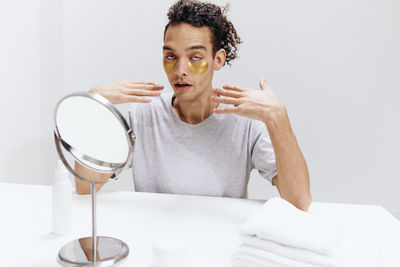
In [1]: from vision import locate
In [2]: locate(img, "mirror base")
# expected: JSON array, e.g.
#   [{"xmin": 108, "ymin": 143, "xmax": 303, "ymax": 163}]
[{"xmin": 57, "ymin": 236, "xmax": 129, "ymax": 266}]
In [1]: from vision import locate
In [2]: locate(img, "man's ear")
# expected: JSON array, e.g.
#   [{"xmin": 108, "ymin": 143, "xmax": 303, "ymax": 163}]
[{"xmin": 213, "ymin": 49, "xmax": 226, "ymax": 71}]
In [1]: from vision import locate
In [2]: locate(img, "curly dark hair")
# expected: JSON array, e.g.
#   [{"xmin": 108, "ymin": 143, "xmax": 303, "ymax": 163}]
[{"xmin": 164, "ymin": 0, "xmax": 242, "ymax": 66}]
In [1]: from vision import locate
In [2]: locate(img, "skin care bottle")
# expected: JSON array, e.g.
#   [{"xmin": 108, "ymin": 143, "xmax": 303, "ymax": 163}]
[{"xmin": 52, "ymin": 160, "xmax": 72, "ymax": 235}]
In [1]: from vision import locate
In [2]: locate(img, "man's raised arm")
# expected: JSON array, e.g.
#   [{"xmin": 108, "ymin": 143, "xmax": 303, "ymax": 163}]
[{"xmin": 211, "ymin": 78, "xmax": 312, "ymax": 211}]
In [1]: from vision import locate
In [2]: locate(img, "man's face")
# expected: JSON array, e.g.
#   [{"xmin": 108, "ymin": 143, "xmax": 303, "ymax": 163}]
[{"xmin": 163, "ymin": 23, "xmax": 216, "ymax": 102}]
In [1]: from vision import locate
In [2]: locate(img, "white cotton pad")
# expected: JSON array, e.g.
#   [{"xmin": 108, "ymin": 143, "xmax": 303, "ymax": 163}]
[{"xmin": 152, "ymin": 235, "xmax": 189, "ymax": 267}]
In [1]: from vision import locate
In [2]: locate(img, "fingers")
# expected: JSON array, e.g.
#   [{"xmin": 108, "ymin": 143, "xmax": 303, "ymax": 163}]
[
  {"xmin": 222, "ymin": 85, "xmax": 248, "ymax": 92},
  {"xmin": 119, "ymin": 87, "xmax": 161, "ymax": 104},
  {"xmin": 211, "ymin": 86, "xmax": 245, "ymax": 106},
  {"xmin": 121, "ymin": 81, "xmax": 159, "ymax": 85},
  {"xmin": 213, "ymin": 106, "xmax": 239, "ymax": 114},
  {"xmin": 122, "ymin": 83, "xmax": 164, "ymax": 91},
  {"xmin": 122, "ymin": 87, "xmax": 162, "ymax": 97},
  {"xmin": 118, "ymin": 81, "xmax": 163, "ymax": 104},
  {"xmin": 212, "ymin": 88, "xmax": 243, "ymax": 98},
  {"xmin": 119, "ymin": 82, "xmax": 163, "ymax": 102},
  {"xmin": 259, "ymin": 77, "xmax": 271, "ymax": 91},
  {"xmin": 210, "ymin": 95, "xmax": 241, "ymax": 106}
]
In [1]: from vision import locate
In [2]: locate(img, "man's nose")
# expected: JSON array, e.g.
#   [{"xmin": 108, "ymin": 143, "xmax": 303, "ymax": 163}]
[{"xmin": 175, "ymin": 59, "xmax": 188, "ymax": 77}]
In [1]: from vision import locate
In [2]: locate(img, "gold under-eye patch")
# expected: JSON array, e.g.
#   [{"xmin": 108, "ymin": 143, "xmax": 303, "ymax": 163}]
[
  {"xmin": 163, "ymin": 59, "xmax": 176, "ymax": 74},
  {"xmin": 163, "ymin": 59, "xmax": 208, "ymax": 75},
  {"xmin": 188, "ymin": 60, "xmax": 208, "ymax": 75}
]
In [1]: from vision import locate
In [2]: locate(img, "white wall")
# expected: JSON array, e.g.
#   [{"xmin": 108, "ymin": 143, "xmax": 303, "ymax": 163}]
[
  {"xmin": 0, "ymin": 0, "xmax": 63, "ymax": 185},
  {"xmin": 1, "ymin": 0, "xmax": 399, "ymax": 217}
]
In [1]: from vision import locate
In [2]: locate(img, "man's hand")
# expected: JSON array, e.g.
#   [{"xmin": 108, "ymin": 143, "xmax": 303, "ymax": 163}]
[
  {"xmin": 211, "ymin": 77, "xmax": 285, "ymax": 124},
  {"xmin": 90, "ymin": 81, "xmax": 164, "ymax": 104}
]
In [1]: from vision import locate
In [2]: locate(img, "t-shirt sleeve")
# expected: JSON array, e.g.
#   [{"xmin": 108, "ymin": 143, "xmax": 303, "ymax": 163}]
[
  {"xmin": 251, "ymin": 125, "xmax": 277, "ymax": 184},
  {"xmin": 126, "ymin": 103, "xmax": 138, "ymax": 133},
  {"xmin": 125, "ymin": 103, "xmax": 138, "ymax": 168}
]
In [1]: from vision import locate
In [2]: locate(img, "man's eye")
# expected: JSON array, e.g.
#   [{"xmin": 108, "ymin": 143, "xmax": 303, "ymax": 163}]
[
  {"xmin": 191, "ymin": 56, "xmax": 201, "ymax": 61},
  {"xmin": 165, "ymin": 55, "xmax": 176, "ymax": 60}
]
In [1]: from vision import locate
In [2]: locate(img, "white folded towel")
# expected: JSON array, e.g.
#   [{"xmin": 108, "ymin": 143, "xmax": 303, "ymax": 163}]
[
  {"xmin": 239, "ymin": 235, "xmax": 338, "ymax": 266},
  {"xmin": 233, "ymin": 197, "xmax": 382, "ymax": 267},
  {"xmin": 240, "ymin": 197, "xmax": 347, "ymax": 258},
  {"xmin": 233, "ymin": 244, "xmax": 320, "ymax": 267},
  {"xmin": 233, "ymin": 252, "xmax": 280, "ymax": 267}
]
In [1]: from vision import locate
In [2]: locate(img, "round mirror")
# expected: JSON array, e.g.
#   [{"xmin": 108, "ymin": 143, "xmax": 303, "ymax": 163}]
[{"xmin": 54, "ymin": 92, "xmax": 135, "ymax": 181}]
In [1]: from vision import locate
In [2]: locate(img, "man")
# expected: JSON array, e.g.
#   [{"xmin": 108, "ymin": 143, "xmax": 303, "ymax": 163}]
[{"xmin": 76, "ymin": 0, "xmax": 311, "ymax": 211}]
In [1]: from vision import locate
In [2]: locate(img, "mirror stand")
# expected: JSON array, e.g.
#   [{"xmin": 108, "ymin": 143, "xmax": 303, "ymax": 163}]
[
  {"xmin": 57, "ymin": 180, "xmax": 129, "ymax": 266},
  {"xmin": 54, "ymin": 134, "xmax": 129, "ymax": 266},
  {"xmin": 91, "ymin": 181, "xmax": 97, "ymax": 262}
]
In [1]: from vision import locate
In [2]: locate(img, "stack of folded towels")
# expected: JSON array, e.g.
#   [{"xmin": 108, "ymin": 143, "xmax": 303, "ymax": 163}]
[{"xmin": 232, "ymin": 197, "xmax": 380, "ymax": 267}]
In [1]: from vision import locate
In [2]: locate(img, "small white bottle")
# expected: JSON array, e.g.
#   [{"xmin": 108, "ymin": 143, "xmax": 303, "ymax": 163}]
[{"xmin": 52, "ymin": 160, "xmax": 72, "ymax": 235}]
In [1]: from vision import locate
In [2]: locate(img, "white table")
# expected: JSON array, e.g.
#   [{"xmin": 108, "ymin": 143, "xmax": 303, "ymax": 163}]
[{"xmin": 1, "ymin": 183, "xmax": 399, "ymax": 267}]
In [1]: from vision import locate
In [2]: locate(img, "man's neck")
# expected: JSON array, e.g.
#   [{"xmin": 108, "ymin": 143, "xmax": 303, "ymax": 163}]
[{"xmin": 172, "ymin": 88, "xmax": 218, "ymax": 125}]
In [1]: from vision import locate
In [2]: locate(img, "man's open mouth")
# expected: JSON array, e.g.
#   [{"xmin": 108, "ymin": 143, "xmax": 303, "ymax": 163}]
[{"xmin": 175, "ymin": 82, "xmax": 192, "ymax": 88}]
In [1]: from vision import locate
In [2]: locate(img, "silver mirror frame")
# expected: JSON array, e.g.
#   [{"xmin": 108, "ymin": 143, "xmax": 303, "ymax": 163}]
[{"xmin": 54, "ymin": 91, "xmax": 135, "ymax": 183}]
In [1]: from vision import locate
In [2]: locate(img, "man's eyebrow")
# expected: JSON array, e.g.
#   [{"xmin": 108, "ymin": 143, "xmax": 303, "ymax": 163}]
[
  {"xmin": 186, "ymin": 45, "xmax": 207, "ymax": 51},
  {"xmin": 163, "ymin": 45, "xmax": 173, "ymax": 51},
  {"xmin": 162, "ymin": 45, "xmax": 207, "ymax": 52}
]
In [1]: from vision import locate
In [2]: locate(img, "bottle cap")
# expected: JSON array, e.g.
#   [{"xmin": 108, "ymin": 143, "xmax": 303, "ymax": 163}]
[
  {"xmin": 152, "ymin": 235, "xmax": 189, "ymax": 267},
  {"xmin": 54, "ymin": 160, "xmax": 69, "ymax": 181}
]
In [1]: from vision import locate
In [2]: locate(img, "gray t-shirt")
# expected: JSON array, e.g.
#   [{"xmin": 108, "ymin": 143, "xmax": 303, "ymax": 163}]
[{"xmin": 127, "ymin": 92, "xmax": 277, "ymax": 198}]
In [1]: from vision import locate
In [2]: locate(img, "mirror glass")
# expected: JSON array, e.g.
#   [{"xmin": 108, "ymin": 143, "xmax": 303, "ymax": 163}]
[{"xmin": 55, "ymin": 93, "xmax": 132, "ymax": 174}]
